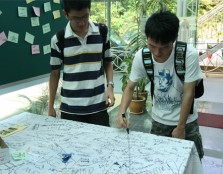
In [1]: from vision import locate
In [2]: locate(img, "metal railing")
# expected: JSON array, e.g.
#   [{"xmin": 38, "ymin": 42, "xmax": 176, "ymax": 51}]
[
  {"xmin": 111, "ymin": 46, "xmax": 129, "ymax": 72},
  {"xmin": 197, "ymin": 42, "xmax": 223, "ymax": 76},
  {"xmin": 197, "ymin": 2, "xmax": 223, "ymax": 41},
  {"xmin": 198, "ymin": 1, "xmax": 223, "ymax": 25}
]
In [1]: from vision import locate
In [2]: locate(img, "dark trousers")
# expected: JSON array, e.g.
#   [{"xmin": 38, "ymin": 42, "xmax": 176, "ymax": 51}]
[{"xmin": 61, "ymin": 110, "xmax": 110, "ymax": 127}]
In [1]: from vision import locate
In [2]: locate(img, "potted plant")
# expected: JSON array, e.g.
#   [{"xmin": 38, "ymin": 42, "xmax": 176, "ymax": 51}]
[
  {"xmin": 120, "ymin": 54, "xmax": 150, "ymax": 114},
  {"xmin": 133, "ymin": 77, "xmax": 150, "ymax": 104},
  {"xmin": 118, "ymin": 0, "xmax": 149, "ymax": 114},
  {"xmin": 129, "ymin": 80, "xmax": 146, "ymax": 115}
]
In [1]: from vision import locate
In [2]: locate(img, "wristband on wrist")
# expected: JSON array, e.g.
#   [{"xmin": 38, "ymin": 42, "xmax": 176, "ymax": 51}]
[{"xmin": 107, "ymin": 81, "xmax": 114, "ymax": 88}]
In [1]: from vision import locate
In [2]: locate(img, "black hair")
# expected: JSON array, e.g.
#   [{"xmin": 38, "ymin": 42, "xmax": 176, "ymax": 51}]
[
  {"xmin": 144, "ymin": 10, "xmax": 179, "ymax": 45},
  {"xmin": 63, "ymin": 0, "xmax": 91, "ymax": 13}
]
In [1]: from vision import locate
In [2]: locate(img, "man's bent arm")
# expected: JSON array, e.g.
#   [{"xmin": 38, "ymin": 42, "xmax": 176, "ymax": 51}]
[
  {"xmin": 172, "ymin": 81, "xmax": 196, "ymax": 138},
  {"xmin": 116, "ymin": 80, "xmax": 136, "ymax": 128}
]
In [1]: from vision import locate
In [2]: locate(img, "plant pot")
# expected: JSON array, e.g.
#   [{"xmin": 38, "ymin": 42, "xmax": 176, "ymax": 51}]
[
  {"xmin": 129, "ymin": 96, "xmax": 145, "ymax": 115},
  {"xmin": 133, "ymin": 90, "xmax": 148, "ymax": 105}
]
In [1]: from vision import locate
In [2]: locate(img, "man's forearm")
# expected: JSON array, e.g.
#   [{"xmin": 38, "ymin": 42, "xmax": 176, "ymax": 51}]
[
  {"xmin": 104, "ymin": 61, "xmax": 113, "ymax": 82},
  {"xmin": 118, "ymin": 82, "xmax": 135, "ymax": 116},
  {"xmin": 48, "ymin": 70, "xmax": 60, "ymax": 108},
  {"xmin": 178, "ymin": 89, "xmax": 194, "ymax": 128}
]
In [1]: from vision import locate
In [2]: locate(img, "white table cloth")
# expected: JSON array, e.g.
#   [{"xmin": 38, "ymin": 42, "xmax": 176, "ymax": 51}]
[{"xmin": 0, "ymin": 112, "xmax": 203, "ymax": 174}]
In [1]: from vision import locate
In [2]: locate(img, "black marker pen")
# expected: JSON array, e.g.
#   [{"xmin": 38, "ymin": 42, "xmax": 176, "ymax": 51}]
[{"xmin": 122, "ymin": 113, "xmax": 129, "ymax": 134}]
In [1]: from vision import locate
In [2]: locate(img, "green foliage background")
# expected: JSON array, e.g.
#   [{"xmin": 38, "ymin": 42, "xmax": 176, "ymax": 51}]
[
  {"xmin": 90, "ymin": 0, "xmax": 218, "ymax": 36},
  {"xmin": 91, "ymin": 0, "xmax": 176, "ymax": 36}
]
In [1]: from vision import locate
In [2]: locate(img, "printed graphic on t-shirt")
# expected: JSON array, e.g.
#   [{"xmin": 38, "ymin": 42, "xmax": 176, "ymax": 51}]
[
  {"xmin": 157, "ymin": 69, "xmax": 172, "ymax": 92},
  {"xmin": 154, "ymin": 68, "xmax": 182, "ymax": 111}
]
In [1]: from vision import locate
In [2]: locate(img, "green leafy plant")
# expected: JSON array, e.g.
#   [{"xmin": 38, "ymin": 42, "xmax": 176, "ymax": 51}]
[
  {"xmin": 120, "ymin": 54, "xmax": 150, "ymax": 100},
  {"xmin": 19, "ymin": 81, "xmax": 62, "ymax": 116},
  {"xmin": 120, "ymin": 56, "xmax": 133, "ymax": 91},
  {"xmin": 137, "ymin": 77, "xmax": 150, "ymax": 93}
]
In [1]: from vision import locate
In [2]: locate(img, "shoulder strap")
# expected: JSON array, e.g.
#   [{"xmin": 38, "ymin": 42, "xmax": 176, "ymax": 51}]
[
  {"xmin": 174, "ymin": 41, "xmax": 187, "ymax": 81},
  {"xmin": 98, "ymin": 23, "xmax": 108, "ymax": 59},
  {"xmin": 175, "ymin": 41, "xmax": 196, "ymax": 114},
  {"xmin": 56, "ymin": 28, "xmax": 65, "ymax": 60},
  {"xmin": 142, "ymin": 47, "xmax": 154, "ymax": 100},
  {"xmin": 98, "ymin": 23, "xmax": 107, "ymax": 44},
  {"xmin": 142, "ymin": 47, "xmax": 154, "ymax": 81}
]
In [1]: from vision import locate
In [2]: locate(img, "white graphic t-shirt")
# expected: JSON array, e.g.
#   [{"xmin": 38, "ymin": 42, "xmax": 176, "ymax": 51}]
[{"xmin": 129, "ymin": 43, "xmax": 203, "ymax": 125}]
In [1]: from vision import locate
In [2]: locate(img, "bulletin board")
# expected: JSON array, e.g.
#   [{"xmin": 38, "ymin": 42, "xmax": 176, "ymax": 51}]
[{"xmin": 0, "ymin": 0, "xmax": 67, "ymax": 87}]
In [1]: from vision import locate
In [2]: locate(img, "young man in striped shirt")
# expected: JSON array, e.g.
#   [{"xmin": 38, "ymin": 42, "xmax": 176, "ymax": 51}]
[{"xmin": 48, "ymin": 0, "xmax": 115, "ymax": 126}]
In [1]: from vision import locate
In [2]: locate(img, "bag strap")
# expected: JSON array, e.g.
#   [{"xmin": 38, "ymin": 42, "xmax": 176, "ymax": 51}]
[
  {"xmin": 56, "ymin": 28, "xmax": 65, "ymax": 60},
  {"xmin": 174, "ymin": 41, "xmax": 187, "ymax": 81},
  {"xmin": 174, "ymin": 41, "xmax": 195, "ymax": 113},
  {"xmin": 98, "ymin": 23, "xmax": 108, "ymax": 59},
  {"xmin": 142, "ymin": 47, "xmax": 154, "ymax": 100}
]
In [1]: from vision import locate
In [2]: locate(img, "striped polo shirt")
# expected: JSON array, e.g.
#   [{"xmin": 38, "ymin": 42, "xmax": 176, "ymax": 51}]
[{"xmin": 50, "ymin": 21, "xmax": 112, "ymax": 115}]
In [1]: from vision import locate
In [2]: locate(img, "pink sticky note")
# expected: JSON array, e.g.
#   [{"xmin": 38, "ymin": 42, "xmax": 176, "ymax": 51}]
[
  {"xmin": 32, "ymin": 45, "xmax": 40, "ymax": 54},
  {"xmin": 0, "ymin": 32, "xmax": 7, "ymax": 46},
  {"xmin": 33, "ymin": 6, "xmax": 40, "ymax": 17}
]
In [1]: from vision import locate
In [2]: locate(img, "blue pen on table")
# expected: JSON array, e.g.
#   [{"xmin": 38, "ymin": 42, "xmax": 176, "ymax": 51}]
[{"xmin": 122, "ymin": 113, "xmax": 129, "ymax": 134}]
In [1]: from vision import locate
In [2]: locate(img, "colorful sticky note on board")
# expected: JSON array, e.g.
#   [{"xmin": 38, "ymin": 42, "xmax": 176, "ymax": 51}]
[
  {"xmin": 25, "ymin": 32, "xmax": 35, "ymax": 44},
  {"xmin": 8, "ymin": 31, "xmax": 19, "ymax": 43},
  {"xmin": 18, "ymin": 7, "xmax": 28, "ymax": 17},
  {"xmin": 53, "ymin": 0, "xmax": 60, "ymax": 4},
  {"xmin": 32, "ymin": 45, "xmax": 40, "ymax": 54},
  {"xmin": 43, "ymin": 44, "xmax": 51, "ymax": 55},
  {"xmin": 31, "ymin": 17, "xmax": 40, "ymax": 27},
  {"xmin": 44, "ymin": 2, "xmax": 51, "ymax": 12},
  {"xmin": 42, "ymin": 23, "xmax": 51, "ymax": 34},
  {"xmin": 32, "ymin": 6, "xmax": 40, "ymax": 17},
  {"xmin": 0, "ymin": 125, "xmax": 27, "ymax": 138},
  {"xmin": 53, "ymin": 10, "xmax": 60, "ymax": 19},
  {"xmin": 0, "ymin": 32, "xmax": 7, "ymax": 46},
  {"xmin": 12, "ymin": 150, "xmax": 26, "ymax": 161},
  {"xmin": 26, "ymin": 0, "xmax": 34, "ymax": 4}
]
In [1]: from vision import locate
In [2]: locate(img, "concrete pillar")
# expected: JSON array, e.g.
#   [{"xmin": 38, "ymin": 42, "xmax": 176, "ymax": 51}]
[
  {"xmin": 107, "ymin": 0, "xmax": 111, "ymax": 37},
  {"xmin": 183, "ymin": 0, "xmax": 188, "ymax": 17},
  {"xmin": 177, "ymin": 0, "xmax": 183, "ymax": 17}
]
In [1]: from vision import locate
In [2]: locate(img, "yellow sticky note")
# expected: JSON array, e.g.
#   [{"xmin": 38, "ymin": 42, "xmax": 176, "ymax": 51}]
[
  {"xmin": 53, "ymin": 0, "xmax": 60, "ymax": 4},
  {"xmin": 0, "ymin": 125, "xmax": 27, "ymax": 138},
  {"xmin": 53, "ymin": 10, "xmax": 60, "ymax": 19},
  {"xmin": 26, "ymin": 0, "xmax": 34, "ymax": 4}
]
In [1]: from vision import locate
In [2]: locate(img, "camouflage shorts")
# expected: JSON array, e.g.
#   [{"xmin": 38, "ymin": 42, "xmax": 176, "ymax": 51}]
[{"xmin": 151, "ymin": 119, "xmax": 204, "ymax": 159}]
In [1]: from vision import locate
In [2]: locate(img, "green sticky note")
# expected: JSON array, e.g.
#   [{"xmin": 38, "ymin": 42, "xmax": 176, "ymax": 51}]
[{"xmin": 12, "ymin": 150, "xmax": 26, "ymax": 160}]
